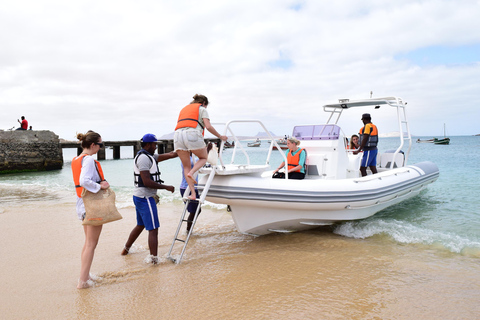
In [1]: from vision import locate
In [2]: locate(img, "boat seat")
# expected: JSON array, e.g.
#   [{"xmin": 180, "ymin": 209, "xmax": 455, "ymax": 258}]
[
  {"xmin": 304, "ymin": 154, "xmax": 325, "ymax": 177},
  {"xmin": 379, "ymin": 151, "xmax": 405, "ymax": 168}
]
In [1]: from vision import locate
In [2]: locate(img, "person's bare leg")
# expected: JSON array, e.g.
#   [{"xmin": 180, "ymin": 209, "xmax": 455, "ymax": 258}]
[
  {"xmin": 78, "ymin": 225, "xmax": 102, "ymax": 289},
  {"xmin": 122, "ymin": 225, "xmax": 145, "ymax": 255},
  {"xmin": 186, "ymin": 148, "xmax": 208, "ymax": 199},
  {"xmin": 190, "ymin": 148, "xmax": 208, "ymax": 175},
  {"xmin": 178, "ymin": 150, "xmax": 197, "ymax": 200},
  {"xmin": 360, "ymin": 167, "xmax": 368, "ymax": 177},
  {"xmin": 185, "ymin": 148, "xmax": 208, "ymax": 200},
  {"xmin": 148, "ymin": 228, "xmax": 159, "ymax": 264}
]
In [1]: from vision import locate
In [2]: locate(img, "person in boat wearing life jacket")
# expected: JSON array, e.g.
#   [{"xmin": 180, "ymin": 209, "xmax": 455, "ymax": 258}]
[
  {"xmin": 121, "ymin": 133, "xmax": 177, "ymax": 264},
  {"xmin": 353, "ymin": 113, "xmax": 378, "ymax": 177},
  {"xmin": 71, "ymin": 130, "xmax": 110, "ymax": 289},
  {"xmin": 174, "ymin": 94, "xmax": 228, "ymax": 201},
  {"xmin": 273, "ymin": 137, "xmax": 307, "ymax": 180}
]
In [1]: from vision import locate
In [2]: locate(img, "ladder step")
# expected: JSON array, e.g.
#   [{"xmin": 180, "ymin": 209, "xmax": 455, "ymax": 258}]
[{"xmin": 175, "ymin": 238, "xmax": 186, "ymax": 243}]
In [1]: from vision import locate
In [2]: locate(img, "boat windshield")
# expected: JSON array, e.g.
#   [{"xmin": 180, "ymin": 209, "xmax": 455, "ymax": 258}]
[{"xmin": 292, "ymin": 125, "xmax": 340, "ymax": 140}]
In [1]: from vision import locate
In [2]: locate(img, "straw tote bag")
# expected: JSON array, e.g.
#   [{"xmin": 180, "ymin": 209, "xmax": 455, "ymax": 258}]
[{"xmin": 81, "ymin": 187, "xmax": 122, "ymax": 226}]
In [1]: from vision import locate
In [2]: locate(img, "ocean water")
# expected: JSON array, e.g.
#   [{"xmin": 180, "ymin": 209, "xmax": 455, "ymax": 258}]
[{"xmin": 0, "ymin": 136, "xmax": 479, "ymax": 256}]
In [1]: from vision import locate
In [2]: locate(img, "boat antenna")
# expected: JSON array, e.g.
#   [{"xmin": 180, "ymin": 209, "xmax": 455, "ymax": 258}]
[{"xmin": 370, "ymin": 91, "xmax": 373, "ymax": 98}]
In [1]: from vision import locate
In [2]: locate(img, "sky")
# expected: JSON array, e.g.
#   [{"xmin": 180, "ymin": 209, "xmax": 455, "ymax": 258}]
[{"xmin": 1, "ymin": 0, "xmax": 479, "ymax": 141}]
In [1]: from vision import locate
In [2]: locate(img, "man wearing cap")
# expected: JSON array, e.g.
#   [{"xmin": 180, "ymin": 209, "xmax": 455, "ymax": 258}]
[
  {"xmin": 121, "ymin": 133, "xmax": 177, "ymax": 264},
  {"xmin": 353, "ymin": 113, "xmax": 378, "ymax": 177}
]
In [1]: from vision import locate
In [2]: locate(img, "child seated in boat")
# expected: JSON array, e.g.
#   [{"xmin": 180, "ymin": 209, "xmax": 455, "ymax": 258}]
[{"xmin": 272, "ymin": 137, "xmax": 306, "ymax": 180}]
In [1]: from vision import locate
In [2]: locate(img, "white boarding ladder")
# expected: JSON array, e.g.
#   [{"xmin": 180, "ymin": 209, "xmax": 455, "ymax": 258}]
[{"xmin": 166, "ymin": 170, "xmax": 216, "ymax": 264}]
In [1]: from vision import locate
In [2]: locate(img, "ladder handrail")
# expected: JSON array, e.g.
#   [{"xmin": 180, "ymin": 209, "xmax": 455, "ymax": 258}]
[{"xmin": 216, "ymin": 120, "xmax": 290, "ymax": 178}]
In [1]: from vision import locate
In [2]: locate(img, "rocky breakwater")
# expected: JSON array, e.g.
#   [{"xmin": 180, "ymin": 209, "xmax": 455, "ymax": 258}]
[{"xmin": 0, "ymin": 130, "xmax": 63, "ymax": 173}]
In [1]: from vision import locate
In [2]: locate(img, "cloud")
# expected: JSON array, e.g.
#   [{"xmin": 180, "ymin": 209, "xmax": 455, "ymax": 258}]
[{"xmin": 1, "ymin": 0, "xmax": 479, "ymax": 140}]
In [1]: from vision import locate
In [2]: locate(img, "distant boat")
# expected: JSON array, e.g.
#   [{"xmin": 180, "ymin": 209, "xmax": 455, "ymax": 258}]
[
  {"xmin": 416, "ymin": 138, "xmax": 434, "ymax": 143},
  {"xmin": 275, "ymin": 138, "xmax": 288, "ymax": 149},
  {"xmin": 247, "ymin": 138, "xmax": 261, "ymax": 147},
  {"xmin": 247, "ymin": 141, "xmax": 261, "ymax": 147},
  {"xmin": 433, "ymin": 137, "xmax": 450, "ymax": 145},
  {"xmin": 416, "ymin": 124, "xmax": 450, "ymax": 145},
  {"xmin": 433, "ymin": 124, "xmax": 450, "ymax": 145}
]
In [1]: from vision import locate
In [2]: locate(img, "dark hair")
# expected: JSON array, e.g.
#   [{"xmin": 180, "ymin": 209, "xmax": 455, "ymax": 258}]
[
  {"xmin": 191, "ymin": 94, "xmax": 209, "ymax": 106},
  {"xmin": 76, "ymin": 130, "xmax": 101, "ymax": 149}
]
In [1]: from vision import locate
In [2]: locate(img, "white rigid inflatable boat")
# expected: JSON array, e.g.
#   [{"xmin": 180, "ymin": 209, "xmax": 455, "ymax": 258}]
[{"xmin": 198, "ymin": 96, "xmax": 439, "ymax": 235}]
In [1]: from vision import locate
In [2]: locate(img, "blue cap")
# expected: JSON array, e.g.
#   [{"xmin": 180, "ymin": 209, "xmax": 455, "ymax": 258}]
[{"xmin": 141, "ymin": 133, "xmax": 157, "ymax": 143}]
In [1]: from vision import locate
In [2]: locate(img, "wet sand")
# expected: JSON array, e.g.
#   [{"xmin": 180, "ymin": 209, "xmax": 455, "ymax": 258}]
[{"xmin": 1, "ymin": 200, "xmax": 479, "ymax": 319}]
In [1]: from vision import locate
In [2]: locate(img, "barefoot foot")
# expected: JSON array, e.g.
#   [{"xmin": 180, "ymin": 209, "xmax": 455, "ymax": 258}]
[
  {"xmin": 77, "ymin": 279, "xmax": 94, "ymax": 289},
  {"xmin": 121, "ymin": 246, "xmax": 130, "ymax": 255}
]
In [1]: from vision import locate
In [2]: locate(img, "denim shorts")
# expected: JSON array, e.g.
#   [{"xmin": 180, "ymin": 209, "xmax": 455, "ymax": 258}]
[{"xmin": 174, "ymin": 129, "xmax": 206, "ymax": 151}]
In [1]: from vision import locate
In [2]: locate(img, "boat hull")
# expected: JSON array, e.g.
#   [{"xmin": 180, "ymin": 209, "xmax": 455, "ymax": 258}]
[
  {"xmin": 199, "ymin": 161, "xmax": 439, "ymax": 235},
  {"xmin": 434, "ymin": 137, "xmax": 450, "ymax": 145}
]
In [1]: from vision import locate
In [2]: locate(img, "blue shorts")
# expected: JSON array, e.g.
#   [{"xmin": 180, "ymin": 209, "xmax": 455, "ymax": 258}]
[
  {"xmin": 133, "ymin": 196, "xmax": 159, "ymax": 231},
  {"xmin": 361, "ymin": 149, "xmax": 378, "ymax": 168}
]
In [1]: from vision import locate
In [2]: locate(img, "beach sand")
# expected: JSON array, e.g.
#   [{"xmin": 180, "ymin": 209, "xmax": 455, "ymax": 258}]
[{"xmin": 1, "ymin": 200, "xmax": 479, "ymax": 319}]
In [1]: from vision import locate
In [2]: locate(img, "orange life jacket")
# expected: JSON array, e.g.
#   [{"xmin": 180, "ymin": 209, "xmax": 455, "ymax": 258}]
[
  {"xmin": 175, "ymin": 103, "xmax": 204, "ymax": 134},
  {"xmin": 287, "ymin": 148, "xmax": 305, "ymax": 173},
  {"xmin": 71, "ymin": 154, "xmax": 105, "ymax": 197},
  {"xmin": 359, "ymin": 123, "xmax": 378, "ymax": 148}
]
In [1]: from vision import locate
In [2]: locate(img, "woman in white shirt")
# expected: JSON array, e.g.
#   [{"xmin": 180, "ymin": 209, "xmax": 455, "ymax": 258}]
[{"xmin": 72, "ymin": 130, "xmax": 110, "ymax": 289}]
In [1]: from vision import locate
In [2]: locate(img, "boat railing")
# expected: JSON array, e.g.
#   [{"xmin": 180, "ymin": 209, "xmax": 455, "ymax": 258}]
[
  {"xmin": 213, "ymin": 120, "xmax": 289, "ymax": 177},
  {"xmin": 322, "ymin": 96, "xmax": 411, "ymax": 168}
]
